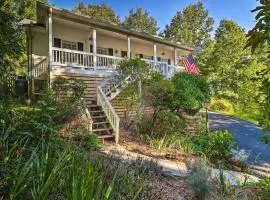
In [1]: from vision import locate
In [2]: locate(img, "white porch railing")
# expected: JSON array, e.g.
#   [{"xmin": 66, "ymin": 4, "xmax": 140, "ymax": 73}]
[
  {"xmin": 52, "ymin": 47, "xmax": 94, "ymax": 69},
  {"xmin": 31, "ymin": 58, "xmax": 48, "ymax": 78},
  {"xmin": 97, "ymin": 84, "xmax": 120, "ymax": 143},
  {"xmin": 96, "ymin": 54, "xmax": 123, "ymax": 70},
  {"xmin": 52, "ymin": 47, "xmax": 184, "ymax": 77}
]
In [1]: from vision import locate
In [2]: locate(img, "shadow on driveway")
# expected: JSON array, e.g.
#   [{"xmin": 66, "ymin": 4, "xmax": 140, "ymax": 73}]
[{"xmin": 209, "ymin": 112, "xmax": 270, "ymax": 165}]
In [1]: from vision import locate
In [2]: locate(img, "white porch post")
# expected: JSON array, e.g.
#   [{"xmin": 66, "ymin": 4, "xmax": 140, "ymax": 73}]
[
  {"xmin": 48, "ymin": 7, "xmax": 53, "ymax": 86},
  {"xmin": 174, "ymin": 47, "xmax": 177, "ymax": 66},
  {"xmin": 153, "ymin": 43, "xmax": 157, "ymax": 61},
  {"xmin": 127, "ymin": 36, "xmax": 131, "ymax": 58},
  {"xmin": 93, "ymin": 29, "xmax": 97, "ymax": 70}
]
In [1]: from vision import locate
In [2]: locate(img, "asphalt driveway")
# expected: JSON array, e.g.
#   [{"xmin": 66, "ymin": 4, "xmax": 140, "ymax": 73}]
[{"xmin": 209, "ymin": 112, "xmax": 270, "ymax": 164}]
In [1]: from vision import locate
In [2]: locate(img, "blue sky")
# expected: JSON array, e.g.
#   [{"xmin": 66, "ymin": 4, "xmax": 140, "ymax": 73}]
[{"xmin": 49, "ymin": 0, "xmax": 258, "ymax": 32}]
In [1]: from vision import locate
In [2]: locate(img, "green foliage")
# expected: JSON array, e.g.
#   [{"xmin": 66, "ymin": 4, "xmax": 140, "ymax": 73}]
[
  {"xmin": 143, "ymin": 76, "xmax": 174, "ymax": 111},
  {"xmin": 187, "ymin": 160, "xmax": 213, "ymax": 199},
  {"xmin": 250, "ymin": 177, "xmax": 270, "ymax": 199},
  {"xmin": 52, "ymin": 76, "xmax": 86, "ymax": 103},
  {"xmin": 151, "ymin": 111, "xmax": 185, "ymax": 139},
  {"xmin": 245, "ymin": 0, "xmax": 270, "ymax": 136},
  {"xmin": 122, "ymin": 7, "xmax": 159, "ymax": 34},
  {"xmin": 205, "ymin": 20, "xmax": 248, "ymax": 99},
  {"xmin": 14, "ymin": 0, "xmax": 48, "ymax": 20},
  {"xmin": 171, "ymin": 72, "xmax": 210, "ymax": 113},
  {"xmin": 144, "ymin": 73, "xmax": 209, "ymax": 114},
  {"xmin": 83, "ymin": 134, "xmax": 100, "ymax": 151},
  {"xmin": 210, "ymin": 99, "xmax": 234, "ymax": 113},
  {"xmin": 246, "ymin": 0, "xmax": 270, "ymax": 54},
  {"xmin": 73, "ymin": 2, "xmax": 120, "ymax": 24},
  {"xmin": 0, "ymin": 0, "xmax": 24, "ymax": 75},
  {"xmin": 118, "ymin": 58, "xmax": 150, "ymax": 81},
  {"xmin": 193, "ymin": 130, "xmax": 235, "ymax": 160},
  {"xmin": 162, "ymin": 1, "xmax": 214, "ymax": 49}
]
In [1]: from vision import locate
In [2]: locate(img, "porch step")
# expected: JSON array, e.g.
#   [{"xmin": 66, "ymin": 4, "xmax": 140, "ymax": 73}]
[
  {"xmin": 98, "ymin": 134, "xmax": 114, "ymax": 139},
  {"xmin": 93, "ymin": 128, "xmax": 112, "ymax": 132}
]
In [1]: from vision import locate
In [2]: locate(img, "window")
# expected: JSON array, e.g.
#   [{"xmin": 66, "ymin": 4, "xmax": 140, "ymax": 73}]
[
  {"xmin": 97, "ymin": 47, "xmax": 108, "ymax": 55},
  {"xmin": 62, "ymin": 40, "xmax": 77, "ymax": 50},
  {"xmin": 54, "ymin": 38, "xmax": 61, "ymax": 48}
]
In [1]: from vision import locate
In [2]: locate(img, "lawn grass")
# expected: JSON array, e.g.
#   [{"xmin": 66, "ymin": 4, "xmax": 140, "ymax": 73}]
[{"xmin": 211, "ymin": 110, "xmax": 261, "ymax": 125}]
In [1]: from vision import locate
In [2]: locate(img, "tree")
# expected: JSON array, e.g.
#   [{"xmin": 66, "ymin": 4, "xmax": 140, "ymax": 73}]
[
  {"xmin": 205, "ymin": 20, "xmax": 248, "ymax": 99},
  {"xmin": 0, "ymin": 0, "xmax": 24, "ymax": 75},
  {"xmin": 162, "ymin": 1, "xmax": 214, "ymax": 49},
  {"xmin": 245, "ymin": 0, "xmax": 270, "ymax": 136},
  {"xmin": 73, "ymin": 2, "xmax": 120, "ymax": 24},
  {"xmin": 122, "ymin": 7, "xmax": 159, "ymax": 35},
  {"xmin": 14, "ymin": 0, "xmax": 47, "ymax": 20}
]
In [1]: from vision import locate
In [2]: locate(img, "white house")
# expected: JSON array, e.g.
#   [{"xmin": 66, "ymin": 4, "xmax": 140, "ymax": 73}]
[{"xmin": 22, "ymin": 2, "xmax": 194, "ymax": 143}]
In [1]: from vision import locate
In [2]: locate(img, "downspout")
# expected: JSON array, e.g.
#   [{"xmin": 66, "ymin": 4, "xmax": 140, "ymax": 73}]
[
  {"xmin": 48, "ymin": 7, "xmax": 53, "ymax": 88},
  {"xmin": 29, "ymin": 22, "xmax": 33, "ymax": 98}
]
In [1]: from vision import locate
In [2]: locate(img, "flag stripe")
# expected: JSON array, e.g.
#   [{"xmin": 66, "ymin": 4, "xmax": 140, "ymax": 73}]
[{"xmin": 182, "ymin": 55, "xmax": 200, "ymax": 75}]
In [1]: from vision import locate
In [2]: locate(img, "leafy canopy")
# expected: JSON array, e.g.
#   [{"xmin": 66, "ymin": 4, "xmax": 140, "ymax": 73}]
[
  {"xmin": 73, "ymin": 2, "xmax": 120, "ymax": 24},
  {"xmin": 122, "ymin": 7, "xmax": 159, "ymax": 35},
  {"xmin": 245, "ymin": 0, "xmax": 270, "ymax": 134},
  {"xmin": 162, "ymin": 1, "xmax": 214, "ymax": 49},
  {"xmin": 0, "ymin": 0, "xmax": 24, "ymax": 75}
]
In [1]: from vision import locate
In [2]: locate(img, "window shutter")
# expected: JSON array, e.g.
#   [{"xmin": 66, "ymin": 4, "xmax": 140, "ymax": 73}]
[
  {"xmin": 108, "ymin": 48, "xmax": 113, "ymax": 56},
  {"xmin": 77, "ymin": 42, "xmax": 84, "ymax": 51},
  {"xmin": 54, "ymin": 38, "xmax": 61, "ymax": 48},
  {"xmin": 90, "ymin": 45, "xmax": 93, "ymax": 53}
]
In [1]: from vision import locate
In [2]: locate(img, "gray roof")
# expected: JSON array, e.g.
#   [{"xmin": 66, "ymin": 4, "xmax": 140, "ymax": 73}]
[{"xmin": 34, "ymin": 2, "xmax": 194, "ymax": 52}]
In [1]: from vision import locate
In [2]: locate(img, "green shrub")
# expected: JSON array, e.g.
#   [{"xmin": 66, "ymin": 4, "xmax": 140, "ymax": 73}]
[
  {"xmin": 172, "ymin": 72, "xmax": 210, "ymax": 114},
  {"xmin": 84, "ymin": 133, "xmax": 100, "ymax": 151},
  {"xmin": 210, "ymin": 98, "xmax": 234, "ymax": 113},
  {"xmin": 251, "ymin": 177, "xmax": 270, "ymax": 199},
  {"xmin": 152, "ymin": 111, "xmax": 185, "ymax": 138},
  {"xmin": 187, "ymin": 160, "xmax": 214, "ymax": 199},
  {"xmin": 193, "ymin": 130, "xmax": 235, "ymax": 160}
]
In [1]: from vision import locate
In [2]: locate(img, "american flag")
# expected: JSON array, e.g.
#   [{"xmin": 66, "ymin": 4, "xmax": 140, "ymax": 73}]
[{"xmin": 182, "ymin": 55, "xmax": 200, "ymax": 74}]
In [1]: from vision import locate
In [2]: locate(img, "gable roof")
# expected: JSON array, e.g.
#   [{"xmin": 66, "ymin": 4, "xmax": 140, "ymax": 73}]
[{"xmin": 35, "ymin": 2, "xmax": 194, "ymax": 52}]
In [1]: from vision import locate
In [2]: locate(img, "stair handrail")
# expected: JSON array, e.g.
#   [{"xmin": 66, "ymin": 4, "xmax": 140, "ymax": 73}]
[
  {"xmin": 99, "ymin": 74, "xmax": 134, "ymax": 101},
  {"xmin": 31, "ymin": 58, "xmax": 48, "ymax": 78},
  {"xmin": 97, "ymin": 83, "xmax": 120, "ymax": 143}
]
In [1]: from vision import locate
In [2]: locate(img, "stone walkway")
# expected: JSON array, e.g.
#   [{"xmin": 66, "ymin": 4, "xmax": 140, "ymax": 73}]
[{"xmin": 101, "ymin": 143, "xmax": 260, "ymax": 186}]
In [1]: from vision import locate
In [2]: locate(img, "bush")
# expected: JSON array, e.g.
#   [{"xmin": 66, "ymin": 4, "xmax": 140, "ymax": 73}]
[
  {"xmin": 193, "ymin": 130, "xmax": 235, "ymax": 160},
  {"xmin": 84, "ymin": 134, "xmax": 100, "ymax": 151},
  {"xmin": 251, "ymin": 177, "xmax": 270, "ymax": 199},
  {"xmin": 152, "ymin": 111, "xmax": 185, "ymax": 138},
  {"xmin": 210, "ymin": 98, "xmax": 234, "ymax": 113},
  {"xmin": 172, "ymin": 72, "xmax": 210, "ymax": 114},
  {"xmin": 187, "ymin": 160, "xmax": 214, "ymax": 199}
]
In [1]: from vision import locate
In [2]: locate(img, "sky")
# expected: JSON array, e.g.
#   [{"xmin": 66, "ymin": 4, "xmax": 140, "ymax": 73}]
[{"xmin": 49, "ymin": 0, "xmax": 258, "ymax": 33}]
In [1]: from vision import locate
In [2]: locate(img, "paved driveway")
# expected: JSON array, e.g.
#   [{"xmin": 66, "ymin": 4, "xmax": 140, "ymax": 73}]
[{"xmin": 209, "ymin": 112, "xmax": 270, "ymax": 164}]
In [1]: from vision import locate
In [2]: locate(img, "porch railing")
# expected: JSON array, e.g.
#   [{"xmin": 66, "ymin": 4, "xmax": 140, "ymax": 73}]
[
  {"xmin": 52, "ymin": 47, "xmax": 185, "ymax": 77},
  {"xmin": 31, "ymin": 58, "xmax": 48, "ymax": 78}
]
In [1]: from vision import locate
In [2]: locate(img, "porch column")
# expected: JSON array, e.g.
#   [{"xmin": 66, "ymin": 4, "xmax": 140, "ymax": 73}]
[
  {"xmin": 92, "ymin": 29, "xmax": 97, "ymax": 70},
  {"xmin": 48, "ymin": 7, "xmax": 53, "ymax": 86},
  {"xmin": 127, "ymin": 36, "xmax": 131, "ymax": 58},
  {"xmin": 174, "ymin": 47, "xmax": 177, "ymax": 66},
  {"xmin": 153, "ymin": 43, "xmax": 157, "ymax": 61}
]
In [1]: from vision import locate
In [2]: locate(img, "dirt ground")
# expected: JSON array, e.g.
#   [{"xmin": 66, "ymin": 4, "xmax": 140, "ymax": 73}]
[{"xmin": 119, "ymin": 131, "xmax": 198, "ymax": 164}]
